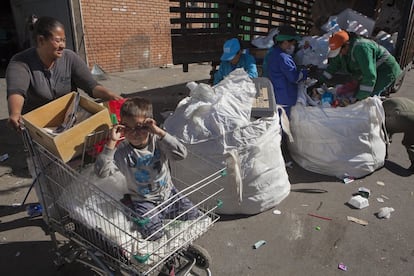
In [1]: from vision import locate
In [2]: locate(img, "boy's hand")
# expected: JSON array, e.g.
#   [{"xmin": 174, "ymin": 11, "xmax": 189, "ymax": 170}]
[
  {"xmin": 107, "ymin": 124, "xmax": 124, "ymax": 149},
  {"xmin": 143, "ymin": 118, "xmax": 166, "ymax": 138}
]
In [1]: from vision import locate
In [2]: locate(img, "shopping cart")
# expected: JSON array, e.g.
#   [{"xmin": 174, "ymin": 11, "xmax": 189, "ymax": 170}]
[{"xmin": 22, "ymin": 127, "xmax": 225, "ymax": 276}]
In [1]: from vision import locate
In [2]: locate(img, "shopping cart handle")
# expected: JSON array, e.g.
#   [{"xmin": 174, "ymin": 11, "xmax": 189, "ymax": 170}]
[
  {"xmin": 133, "ymin": 253, "xmax": 150, "ymax": 263},
  {"xmin": 133, "ymin": 217, "xmax": 150, "ymax": 227},
  {"xmin": 217, "ymin": 199, "xmax": 223, "ymax": 208},
  {"xmin": 221, "ymin": 169, "xmax": 227, "ymax": 176}
]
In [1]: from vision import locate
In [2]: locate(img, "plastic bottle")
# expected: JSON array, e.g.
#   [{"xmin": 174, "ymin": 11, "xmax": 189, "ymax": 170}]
[
  {"xmin": 321, "ymin": 91, "xmax": 333, "ymax": 108},
  {"xmin": 27, "ymin": 203, "xmax": 43, "ymax": 217}
]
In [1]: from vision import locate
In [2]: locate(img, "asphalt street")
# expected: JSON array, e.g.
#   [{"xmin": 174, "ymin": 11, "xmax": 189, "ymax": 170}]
[{"xmin": 0, "ymin": 63, "xmax": 413, "ymax": 276}]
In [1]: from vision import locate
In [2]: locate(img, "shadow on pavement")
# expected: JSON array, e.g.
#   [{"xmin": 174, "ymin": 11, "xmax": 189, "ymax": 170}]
[
  {"xmin": 0, "ymin": 241, "xmax": 95, "ymax": 276},
  {"xmin": 121, "ymin": 80, "xmax": 209, "ymax": 124},
  {"xmin": 287, "ymin": 165, "xmax": 339, "ymax": 184},
  {"xmin": 0, "ymin": 119, "xmax": 29, "ymax": 178},
  {"xmin": 0, "ymin": 205, "xmax": 48, "ymax": 234},
  {"xmin": 384, "ymin": 160, "xmax": 413, "ymax": 177}
]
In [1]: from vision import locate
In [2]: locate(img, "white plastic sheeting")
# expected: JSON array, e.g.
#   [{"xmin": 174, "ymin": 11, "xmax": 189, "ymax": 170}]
[
  {"xmin": 288, "ymin": 96, "xmax": 387, "ymax": 179},
  {"xmin": 165, "ymin": 70, "xmax": 290, "ymax": 214}
]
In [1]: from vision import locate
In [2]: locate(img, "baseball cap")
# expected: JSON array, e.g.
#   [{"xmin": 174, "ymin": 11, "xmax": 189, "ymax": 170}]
[
  {"xmin": 328, "ymin": 30, "xmax": 349, "ymax": 58},
  {"xmin": 275, "ymin": 25, "xmax": 301, "ymax": 42},
  {"xmin": 220, "ymin": 38, "xmax": 241, "ymax": 61}
]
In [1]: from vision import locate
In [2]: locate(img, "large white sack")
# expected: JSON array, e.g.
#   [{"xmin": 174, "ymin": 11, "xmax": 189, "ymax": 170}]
[
  {"xmin": 165, "ymin": 69, "xmax": 256, "ymax": 143},
  {"xmin": 165, "ymin": 70, "xmax": 290, "ymax": 215},
  {"xmin": 288, "ymin": 96, "xmax": 386, "ymax": 179},
  {"xmin": 169, "ymin": 115, "xmax": 290, "ymax": 215}
]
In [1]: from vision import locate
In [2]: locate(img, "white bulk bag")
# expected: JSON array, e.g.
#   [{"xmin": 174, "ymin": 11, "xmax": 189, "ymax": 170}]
[
  {"xmin": 288, "ymin": 96, "xmax": 386, "ymax": 179},
  {"xmin": 169, "ymin": 115, "xmax": 290, "ymax": 215},
  {"xmin": 165, "ymin": 70, "xmax": 290, "ymax": 214}
]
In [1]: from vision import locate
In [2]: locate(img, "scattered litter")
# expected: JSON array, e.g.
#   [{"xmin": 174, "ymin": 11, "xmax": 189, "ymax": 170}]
[
  {"xmin": 301, "ymin": 204, "xmax": 309, "ymax": 207},
  {"xmin": 253, "ymin": 240, "xmax": 266, "ymax": 249},
  {"xmin": 347, "ymin": 216, "xmax": 368, "ymax": 226},
  {"xmin": 343, "ymin": 176, "xmax": 355, "ymax": 184},
  {"xmin": 377, "ymin": 207, "xmax": 394, "ymax": 219},
  {"xmin": 342, "ymin": 175, "xmax": 355, "ymax": 184},
  {"xmin": 376, "ymin": 198, "xmax": 384, "ymax": 203},
  {"xmin": 308, "ymin": 213, "xmax": 332, "ymax": 221},
  {"xmin": 338, "ymin": 263, "xmax": 348, "ymax": 271},
  {"xmin": 285, "ymin": 161, "xmax": 293, "ymax": 168},
  {"xmin": 381, "ymin": 195, "xmax": 389, "ymax": 200},
  {"xmin": 11, "ymin": 203, "xmax": 21, "ymax": 207},
  {"xmin": 357, "ymin": 187, "xmax": 371, "ymax": 198},
  {"xmin": 376, "ymin": 181, "xmax": 385, "ymax": 186},
  {"xmin": 272, "ymin": 209, "xmax": 281, "ymax": 215},
  {"xmin": 315, "ymin": 226, "xmax": 321, "ymax": 231},
  {"xmin": 15, "ymin": 252, "xmax": 20, "ymax": 257},
  {"xmin": 316, "ymin": 201, "xmax": 323, "ymax": 211},
  {"xmin": 347, "ymin": 195, "xmax": 369, "ymax": 209},
  {"xmin": 0, "ymin": 153, "xmax": 9, "ymax": 162},
  {"xmin": 26, "ymin": 203, "xmax": 43, "ymax": 217}
]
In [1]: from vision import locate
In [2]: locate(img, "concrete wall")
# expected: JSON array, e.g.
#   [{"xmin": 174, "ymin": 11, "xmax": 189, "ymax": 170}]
[{"xmin": 80, "ymin": 0, "xmax": 173, "ymax": 72}]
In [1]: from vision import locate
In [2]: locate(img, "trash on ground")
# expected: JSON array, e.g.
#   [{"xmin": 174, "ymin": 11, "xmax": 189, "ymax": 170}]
[
  {"xmin": 308, "ymin": 213, "xmax": 332, "ymax": 221},
  {"xmin": 376, "ymin": 198, "xmax": 384, "ymax": 203},
  {"xmin": 357, "ymin": 187, "xmax": 371, "ymax": 198},
  {"xmin": 381, "ymin": 195, "xmax": 389, "ymax": 200},
  {"xmin": 338, "ymin": 263, "xmax": 348, "ymax": 271},
  {"xmin": 315, "ymin": 226, "xmax": 321, "ymax": 231},
  {"xmin": 377, "ymin": 207, "xmax": 395, "ymax": 219},
  {"xmin": 343, "ymin": 176, "xmax": 355, "ymax": 184},
  {"xmin": 376, "ymin": 181, "xmax": 385, "ymax": 186},
  {"xmin": 272, "ymin": 209, "xmax": 281, "ymax": 215},
  {"xmin": 27, "ymin": 203, "xmax": 43, "ymax": 217},
  {"xmin": 316, "ymin": 201, "xmax": 323, "ymax": 210},
  {"xmin": 347, "ymin": 216, "xmax": 368, "ymax": 226},
  {"xmin": 347, "ymin": 195, "xmax": 369, "ymax": 209},
  {"xmin": 0, "ymin": 153, "xmax": 9, "ymax": 162},
  {"xmin": 301, "ymin": 204, "xmax": 309, "ymax": 207},
  {"xmin": 15, "ymin": 252, "xmax": 20, "ymax": 257},
  {"xmin": 253, "ymin": 240, "xmax": 266, "ymax": 249}
]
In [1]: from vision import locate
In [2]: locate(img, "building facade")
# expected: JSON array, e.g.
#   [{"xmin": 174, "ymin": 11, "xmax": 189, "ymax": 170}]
[
  {"xmin": 80, "ymin": 0, "xmax": 173, "ymax": 72},
  {"xmin": 8, "ymin": 0, "xmax": 174, "ymax": 73}
]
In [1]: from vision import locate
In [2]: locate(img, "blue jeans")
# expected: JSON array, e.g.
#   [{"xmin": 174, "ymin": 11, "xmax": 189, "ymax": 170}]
[{"xmin": 121, "ymin": 187, "xmax": 200, "ymax": 240}]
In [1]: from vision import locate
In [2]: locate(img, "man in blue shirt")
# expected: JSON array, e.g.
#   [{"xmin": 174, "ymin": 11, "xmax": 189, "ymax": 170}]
[
  {"xmin": 213, "ymin": 38, "xmax": 258, "ymax": 85},
  {"xmin": 267, "ymin": 25, "xmax": 307, "ymax": 116}
]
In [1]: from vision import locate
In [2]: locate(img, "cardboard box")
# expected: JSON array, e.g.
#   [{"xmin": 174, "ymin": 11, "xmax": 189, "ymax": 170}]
[{"xmin": 22, "ymin": 92, "xmax": 112, "ymax": 163}]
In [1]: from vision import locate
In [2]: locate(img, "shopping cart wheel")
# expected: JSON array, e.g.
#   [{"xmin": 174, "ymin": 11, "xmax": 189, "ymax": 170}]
[{"xmin": 185, "ymin": 244, "xmax": 211, "ymax": 269}]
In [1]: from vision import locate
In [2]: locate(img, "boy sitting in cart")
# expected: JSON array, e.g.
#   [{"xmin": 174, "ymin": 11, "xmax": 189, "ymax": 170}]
[{"xmin": 95, "ymin": 97, "xmax": 200, "ymax": 240}]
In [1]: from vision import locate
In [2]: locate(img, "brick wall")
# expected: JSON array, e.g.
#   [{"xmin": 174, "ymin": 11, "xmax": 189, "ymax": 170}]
[{"xmin": 81, "ymin": 0, "xmax": 172, "ymax": 72}]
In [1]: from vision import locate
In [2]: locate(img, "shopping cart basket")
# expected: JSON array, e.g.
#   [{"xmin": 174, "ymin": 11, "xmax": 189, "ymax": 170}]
[{"xmin": 22, "ymin": 127, "xmax": 225, "ymax": 275}]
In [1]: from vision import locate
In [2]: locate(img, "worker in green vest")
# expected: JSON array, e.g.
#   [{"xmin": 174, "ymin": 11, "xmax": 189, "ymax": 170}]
[{"xmin": 322, "ymin": 30, "xmax": 402, "ymax": 100}]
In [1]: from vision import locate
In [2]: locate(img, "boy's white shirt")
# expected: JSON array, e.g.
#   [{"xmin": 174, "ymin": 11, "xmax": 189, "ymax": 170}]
[{"xmin": 95, "ymin": 133, "xmax": 187, "ymax": 203}]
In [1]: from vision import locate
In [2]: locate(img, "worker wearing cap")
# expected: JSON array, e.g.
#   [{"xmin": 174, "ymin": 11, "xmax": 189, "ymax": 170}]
[
  {"xmin": 267, "ymin": 25, "xmax": 307, "ymax": 116},
  {"xmin": 213, "ymin": 38, "xmax": 258, "ymax": 85},
  {"xmin": 323, "ymin": 30, "xmax": 402, "ymax": 100}
]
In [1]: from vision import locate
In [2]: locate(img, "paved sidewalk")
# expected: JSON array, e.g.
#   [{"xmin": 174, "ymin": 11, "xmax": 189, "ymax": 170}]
[{"xmin": 98, "ymin": 63, "xmax": 211, "ymax": 95}]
